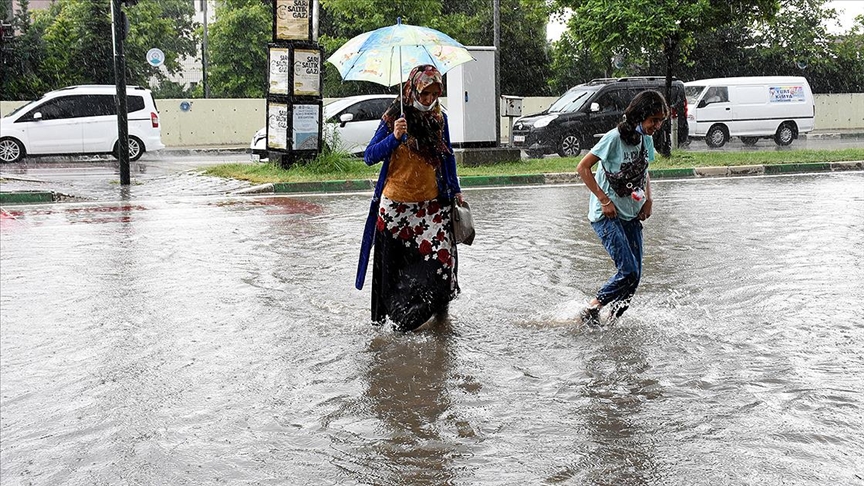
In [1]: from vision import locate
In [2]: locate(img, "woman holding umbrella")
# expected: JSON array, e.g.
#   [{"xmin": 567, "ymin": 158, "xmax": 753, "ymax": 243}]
[{"xmin": 358, "ymin": 64, "xmax": 465, "ymax": 332}]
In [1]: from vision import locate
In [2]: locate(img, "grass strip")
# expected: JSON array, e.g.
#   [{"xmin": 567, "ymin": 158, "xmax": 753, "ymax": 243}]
[{"xmin": 203, "ymin": 148, "xmax": 864, "ymax": 184}]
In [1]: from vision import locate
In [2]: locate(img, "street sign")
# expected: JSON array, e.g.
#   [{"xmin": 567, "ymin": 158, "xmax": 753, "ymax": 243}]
[{"xmin": 147, "ymin": 48, "xmax": 165, "ymax": 67}]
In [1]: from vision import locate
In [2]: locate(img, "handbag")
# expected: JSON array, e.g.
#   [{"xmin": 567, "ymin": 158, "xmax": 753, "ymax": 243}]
[
  {"xmin": 603, "ymin": 140, "xmax": 648, "ymax": 197},
  {"xmin": 452, "ymin": 200, "xmax": 475, "ymax": 246}
]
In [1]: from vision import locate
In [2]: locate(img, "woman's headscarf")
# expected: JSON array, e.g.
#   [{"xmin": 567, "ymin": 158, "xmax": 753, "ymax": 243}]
[{"xmin": 383, "ymin": 64, "xmax": 450, "ymax": 164}]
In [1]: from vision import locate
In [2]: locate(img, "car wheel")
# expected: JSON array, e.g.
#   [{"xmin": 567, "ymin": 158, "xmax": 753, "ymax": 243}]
[
  {"xmin": 525, "ymin": 149, "xmax": 545, "ymax": 159},
  {"xmin": 0, "ymin": 138, "xmax": 25, "ymax": 163},
  {"xmin": 774, "ymin": 123, "xmax": 796, "ymax": 146},
  {"xmin": 740, "ymin": 137, "xmax": 759, "ymax": 146},
  {"xmin": 557, "ymin": 134, "xmax": 582, "ymax": 157},
  {"xmin": 113, "ymin": 137, "xmax": 145, "ymax": 162},
  {"xmin": 128, "ymin": 137, "xmax": 144, "ymax": 161},
  {"xmin": 705, "ymin": 125, "xmax": 729, "ymax": 148}
]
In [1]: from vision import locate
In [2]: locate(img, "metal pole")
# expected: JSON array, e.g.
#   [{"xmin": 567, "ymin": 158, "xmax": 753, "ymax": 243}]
[
  {"xmin": 111, "ymin": 0, "xmax": 130, "ymax": 185},
  {"xmin": 493, "ymin": 0, "xmax": 501, "ymax": 148},
  {"xmin": 202, "ymin": 0, "xmax": 209, "ymax": 98}
]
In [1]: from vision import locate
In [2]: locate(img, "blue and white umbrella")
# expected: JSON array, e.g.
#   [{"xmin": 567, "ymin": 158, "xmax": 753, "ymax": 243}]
[{"xmin": 326, "ymin": 19, "xmax": 474, "ymax": 87}]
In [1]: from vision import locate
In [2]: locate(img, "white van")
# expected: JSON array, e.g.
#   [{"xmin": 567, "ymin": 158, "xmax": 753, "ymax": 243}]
[
  {"xmin": 684, "ymin": 76, "xmax": 815, "ymax": 147},
  {"xmin": 0, "ymin": 85, "xmax": 164, "ymax": 163}
]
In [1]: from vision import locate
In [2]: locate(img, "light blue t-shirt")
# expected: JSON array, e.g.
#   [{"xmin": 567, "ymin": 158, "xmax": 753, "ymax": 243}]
[{"xmin": 587, "ymin": 128, "xmax": 655, "ymax": 222}]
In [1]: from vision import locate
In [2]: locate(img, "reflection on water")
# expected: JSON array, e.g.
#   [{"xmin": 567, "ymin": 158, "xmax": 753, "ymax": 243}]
[{"xmin": 1, "ymin": 172, "xmax": 862, "ymax": 484}]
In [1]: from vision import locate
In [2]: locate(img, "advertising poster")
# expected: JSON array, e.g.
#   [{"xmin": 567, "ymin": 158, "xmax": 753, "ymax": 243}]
[
  {"xmin": 292, "ymin": 104, "xmax": 320, "ymax": 150},
  {"xmin": 269, "ymin": 47, "xmax": 291, "ymax": 95},
  {"xmin": 769, "ymin": 86, "xmax": 805, "ymax": 103},
  {"xmin": 275, "ymin": 0, "xmax": 311, "ymax": 41},
  {"xmin": 293, "ymin": 49, "xmax": 321, "ymax": 96},
  {"xmin": 267, "ymin": 102, "xmax": 289, "ymax": 151}
]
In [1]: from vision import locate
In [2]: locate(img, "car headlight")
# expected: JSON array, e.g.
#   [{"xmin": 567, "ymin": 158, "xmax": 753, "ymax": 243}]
[{"xmin": 533, "ymin": 114, "xmax": 558, "ymax": 128}]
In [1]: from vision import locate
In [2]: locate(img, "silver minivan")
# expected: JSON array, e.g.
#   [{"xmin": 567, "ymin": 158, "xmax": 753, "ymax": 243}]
[{"xmin": 0, "ymin": 85, "xmax": 164, "ymax": 163}]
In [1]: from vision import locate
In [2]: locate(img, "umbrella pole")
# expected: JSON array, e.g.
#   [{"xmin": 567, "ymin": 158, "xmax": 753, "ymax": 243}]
[{"xmin": 399, "ymin": 45, "xmax": 404, "ymax": 118}]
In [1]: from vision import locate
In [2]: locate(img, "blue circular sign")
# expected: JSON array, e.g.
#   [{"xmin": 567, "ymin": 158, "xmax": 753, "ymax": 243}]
[
  {"xmin": 179, "ymin": 101, "xmax": 191, "ymax": 112},
  {"xmin": 147, "ymin": 48, "xmax": 165, "ymax": 67}
]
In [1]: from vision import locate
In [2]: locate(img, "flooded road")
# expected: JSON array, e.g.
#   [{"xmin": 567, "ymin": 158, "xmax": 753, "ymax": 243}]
[{"xmin": 1, "ymin": 172, "xmax": 863, "ymax": 485}]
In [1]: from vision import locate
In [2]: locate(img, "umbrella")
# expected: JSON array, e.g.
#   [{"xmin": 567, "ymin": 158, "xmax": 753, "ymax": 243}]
[{"xmin": 326, "ymin": 18, "xmax": 474, "ymax": 114}]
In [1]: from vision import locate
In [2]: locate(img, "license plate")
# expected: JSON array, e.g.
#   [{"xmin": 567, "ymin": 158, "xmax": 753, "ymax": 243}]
[{"xmin": 513, "ymin": 135, "xmax": 525, "ymax": 143}]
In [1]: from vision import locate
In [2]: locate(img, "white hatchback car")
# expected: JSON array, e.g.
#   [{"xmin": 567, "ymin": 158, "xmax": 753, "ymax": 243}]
[
  {"xmin": 0, "ymin": 85, "xmax": 164, "ymax": 163},
  {"xmin": 250, "ymin": 94, "xmax": 397, "ymax": 159}
]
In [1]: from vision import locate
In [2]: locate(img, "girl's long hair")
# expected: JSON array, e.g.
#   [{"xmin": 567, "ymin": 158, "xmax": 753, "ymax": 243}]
[{"xmin": 618, "ymin": 90, "xmax": 670, "ymax": 145}]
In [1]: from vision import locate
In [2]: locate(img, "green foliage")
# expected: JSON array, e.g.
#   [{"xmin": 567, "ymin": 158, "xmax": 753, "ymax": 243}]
[
  {"xmin": 319, "ymin": 0, "xmax": 552, "ymax": 97},
  {"xmin": 204, "ymin": 147, "xmax": 864, "ymax": 183},
  {"xmin": 206, "ymin": 1, "xmax": 271, "ymax": 98},
  {"xmin": 551, "ymin": 0, "xmax": 779, "ymax": 97},
  {"xmin": 1, "ymin": 0, "xmax": 197, "ymax": 101}
]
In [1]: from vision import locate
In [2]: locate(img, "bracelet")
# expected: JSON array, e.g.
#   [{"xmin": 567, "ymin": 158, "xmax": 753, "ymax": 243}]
[{"xmin": 601, "ymin": 199, "xmax": 613, "ymax": 207}]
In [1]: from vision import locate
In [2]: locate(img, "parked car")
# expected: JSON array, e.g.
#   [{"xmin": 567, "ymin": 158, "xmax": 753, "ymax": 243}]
[
  {"xmin": 250, "ymin": 94, "xmax": 398, "ymax": 159},
  {"xmin": 512, "ymin": 77, "xmax": 689, "ymax": 158},
  {"xmin": 685, "ymin": 76, "xmax": 815, "ymax": 147},
  {"xmin": 0, "ymin": 85, "xmax": 164, "ymax": 163}
]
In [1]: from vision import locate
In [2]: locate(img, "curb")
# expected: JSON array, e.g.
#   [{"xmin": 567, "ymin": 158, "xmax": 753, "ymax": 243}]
[
  {"xmin": 160, "ymin": 147, "xmax": 248, "ymax": 156},
  {"xmin": 235, "ymin": 160, "xmax": 862, "ymax": 195},
  {"xmin": 0, "ymin": 191, "xmax": 57, "ymax": 204},
  {"xmin": 3, "ymin": 161, "xmax": 861, "ymax": 203}
]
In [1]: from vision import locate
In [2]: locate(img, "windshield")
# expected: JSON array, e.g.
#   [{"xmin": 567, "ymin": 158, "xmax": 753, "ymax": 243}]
[
  {"xmin": 4, "ymin": 99, "xmax": 40, "ymax": 118},
  {"xmin": 547, "ymin": 88, "xmax": 594, "ymax": 114},
  {"xmin": 684, "ymin": 86, "xmax": 705, "ymax": 106}
]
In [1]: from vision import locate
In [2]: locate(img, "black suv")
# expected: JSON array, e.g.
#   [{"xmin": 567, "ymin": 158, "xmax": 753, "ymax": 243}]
[{"xmin": 512, "ymin": 77, "xmax": 689, "ymax": 158}]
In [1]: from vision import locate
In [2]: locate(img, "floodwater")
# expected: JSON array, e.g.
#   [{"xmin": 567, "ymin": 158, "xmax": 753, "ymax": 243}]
[{"xmin": 1, "ymin": 172, "xmax": 863, "ymax": 485}]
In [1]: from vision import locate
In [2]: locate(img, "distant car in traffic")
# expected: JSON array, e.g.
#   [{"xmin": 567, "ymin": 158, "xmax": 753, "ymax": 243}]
[
  {"xmin": 512, "ymin": 77, "xmax": 689, "ymax": 158},
  {"xmin": 250, "ymin": 94, "xmax": 398, "ymax": 160},
  {"xmin": 0, "ymin": 85, "xmax": 164, "ymax": 163}
]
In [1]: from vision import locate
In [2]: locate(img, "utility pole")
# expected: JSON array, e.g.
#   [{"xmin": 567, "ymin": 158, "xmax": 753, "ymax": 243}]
[
  {"xmin": 202, "ymin": 0, "xmax": 209, "ymax": 98},
  {"xmin": 493, "ymin": 0, "xmax": 500, "ymax": 147},
  {"xmin": 111, "ymin": 0, "xmax": 131, "ymax": 185}
]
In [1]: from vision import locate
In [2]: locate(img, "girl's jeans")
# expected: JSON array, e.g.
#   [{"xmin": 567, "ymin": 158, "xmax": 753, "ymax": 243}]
[{"xmin": 591, "ymin": 217, "xmax": 643, "ymax": 315}]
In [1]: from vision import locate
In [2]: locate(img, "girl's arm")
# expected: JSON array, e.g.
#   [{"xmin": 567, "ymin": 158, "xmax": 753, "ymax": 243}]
[{"xmin": 577, "ymin": 152, "xmax": 617, "ymax": 219}]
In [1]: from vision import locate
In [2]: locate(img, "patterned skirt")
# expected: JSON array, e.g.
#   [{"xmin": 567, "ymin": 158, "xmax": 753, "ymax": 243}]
[{"xmin": 371, "ymin": 195, "xmax": 459, "ymax": 331}]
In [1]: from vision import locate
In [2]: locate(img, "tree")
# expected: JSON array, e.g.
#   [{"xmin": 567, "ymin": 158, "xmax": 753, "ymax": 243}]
[
  {"xmin": 319, "ymin": 0, "xmax": 551, "ymax": 97},
  {"xmin": 547, "ymin": 31, "xmax": 608, "ymax": 94},
  {"xmin": 553, "ymin": 0, "xmax": 779, "ymax": 154},
  {"xmin": 124, "ymin": 0, "xmax": 198, "ymax": 89},
  {"xmin": 205, "ymin": 0, "xmax": 271, "ymax": 98},
  {"xmin": 0, "ymin": 0, "xmax": 197, "ymax": 101}
]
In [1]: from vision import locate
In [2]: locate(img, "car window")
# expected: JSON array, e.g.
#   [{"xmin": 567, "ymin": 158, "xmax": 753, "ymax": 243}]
[
  {"xmin": 345, "ymin": 100, "xmax": 387, "ymax": 122},
  {"xmin": 21, "ymin": 96, "xmax": 81, "ymax": 121},
  {"xmin": 702, "ymin": 86, "xmax": 729, "ymax": 105},
  {"xmin": 685, "ymin": 86, "xmax": 704, "ymax": 106},
  {"xmin": 368, "ymin": 98, "xmax": 393, "ymax": 119},
  {"xmin": 548, "ymin": 88, "xmax": 593, "ymax": 114},
  {"xmin": 78, "ymin": 95, "xmax": 117, "ymax": 116},
  {"xmin": 595, "ymin": 89, "xmax": 628, "ymax": 112},
  {"xmin": 128, "ymin": 95, "xmax": 145, "ymax": 112}
]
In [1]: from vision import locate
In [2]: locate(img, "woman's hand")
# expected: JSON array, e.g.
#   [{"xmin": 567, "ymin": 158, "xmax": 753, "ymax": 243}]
[
  {"xmin": 393, "ymin": 117, "xmax": 407, "ymax": 140},
  {"xmin": 638, "ymin": 198, "xmax": 652, "ymax": 220},
  {"xmin": 455, "ymin": 192, "xmax": 464, "ymax": 205}
]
